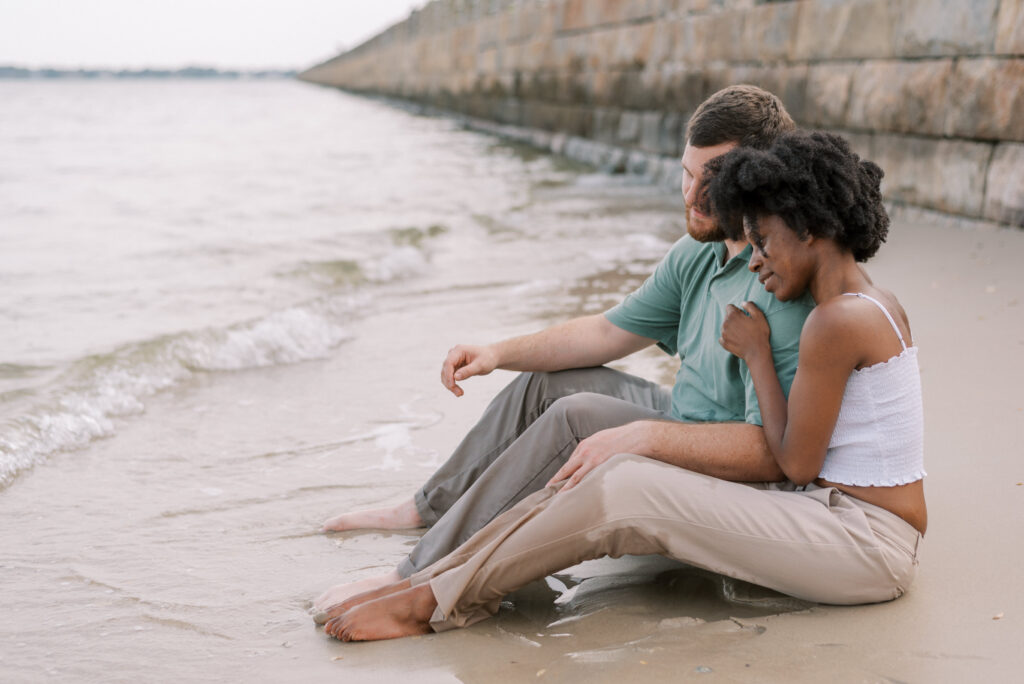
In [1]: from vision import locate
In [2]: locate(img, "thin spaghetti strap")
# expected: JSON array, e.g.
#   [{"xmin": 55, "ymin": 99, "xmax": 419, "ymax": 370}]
[{"xmin": 841, "ymin": 292, "xmax": 907, "ymax": 349}]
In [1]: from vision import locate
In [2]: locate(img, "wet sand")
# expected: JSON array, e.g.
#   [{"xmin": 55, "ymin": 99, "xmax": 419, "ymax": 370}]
[{"xmin": 2, "ymin": 207, "xmax": 1022, "ymax": 682}]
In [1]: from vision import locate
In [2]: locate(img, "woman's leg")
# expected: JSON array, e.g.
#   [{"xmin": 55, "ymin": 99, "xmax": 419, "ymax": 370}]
[{"xmin": 417, "ymin": 454, "xmax": 919, "ymax": 631}]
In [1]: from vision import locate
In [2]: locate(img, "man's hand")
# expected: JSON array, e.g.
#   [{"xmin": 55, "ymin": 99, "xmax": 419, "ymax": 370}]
[
  {"xmin": 547, "ymin": 423, "xmax": 644, "ymax": 493},
  {"xmin": 441, "ymin": 344, "xmax": 499, "ymax": 397}
]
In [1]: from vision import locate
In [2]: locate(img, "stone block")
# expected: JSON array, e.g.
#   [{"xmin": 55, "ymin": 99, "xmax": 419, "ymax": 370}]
[
  {"xmin": 625, "ymin": 0, "xmax": 663, "ymax": 22},
  {"xmin": 622, "ymin": 68, "xmax": 657, "ymax": 109},
  {"xmin": 679, "ymin": 10, "xmax": 748, "ymax": 64},
  {"xmin": 868, "ymin": 133, "xmax": 990, "ymax": 216},
  {"xmin": 741, "ymin": 1, "xmax": 799, "ymax": 64},
  {"xmin": 791, "ymin": 0, "xmax": 896, "ymax": 61},
  {"xmin": 841, "ymin": 131, "xmax": 875, "ymax": 163},
  {"xmin": 846, "ymin": 60, "xmax": 953, "ymax": 136},
  {"xmin": 639, "ymin": 111, "xmax": 664, "ymax": 152},
  {"xmin": 659, "ymin": 112, "xmax": 685, "ymax": 157},
  {"xmin": 996, "ymin": 0, "xmax": 1024, "ymax": 54},
  {"xmin": 647, "ymin": 19, "xmax": 677, "ymax": 66},
  {"xmin": 660, "ymin": 67, "xmax": 710, "ymax": 114},
  {"xmin": 627, "ymin": 150, "xmax": 651, "ymax": 176},
  {"xmin": 593, "ymin": 107, "xmax": 621, "ymax": 143},
  {"xmin": 600, "ymin": 147, "xmax": 629, "ymax": 174},
  {"xmin": 658, "ymin": 158, "xmax": 684, "ymax": 195},
  {"xmin": 944, "ymin": 58, "xmax": 1024, "ymax": 141},
  {"xmin": 618, "ymin": 110, "xmax": 643, "ymax": 143},
  {"xmin": 770, "ymin": 64, "xmax": 810, "ymax": 126},
  {"xmin": 608, "ymin": 23, "xmax": 657, "ymax": 70},
  {"xmin": 984, "ymin": 143, "xmax": 1024, "ymax": 226},
  {"xmin": 894, "ymin": 0, "xmax": 1000, "ymax": 57},
  {"xmin": 803, "ymin": 63, "xmax": 857, "ymax": 128},
  {"xmin": 494, "ymin": 96, "xmax": 523, "ymax": 126},
  {"xmin": 562, "ymin": 105, "xmax": 594, "ymax": 137}
]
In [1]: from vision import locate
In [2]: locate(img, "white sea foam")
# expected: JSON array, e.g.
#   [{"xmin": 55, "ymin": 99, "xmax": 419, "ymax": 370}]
[
  {"xmin": 0, "ymin": 304, "xmax": 351, "ymax": 488},
  {"xmin": 363, "ymin": 245, "xmax": 428, "ymax": 283}
]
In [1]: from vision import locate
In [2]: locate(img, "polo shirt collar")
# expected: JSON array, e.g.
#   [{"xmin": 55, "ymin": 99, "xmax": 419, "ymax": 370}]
[{"xmin": 713, "ymin": 242, "xmax": 752, "ymax": 272}]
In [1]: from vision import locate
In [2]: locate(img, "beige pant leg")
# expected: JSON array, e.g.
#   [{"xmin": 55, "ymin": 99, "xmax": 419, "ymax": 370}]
[{"xmin": 424, "ymin": 454, "xmax": 921, "ymax": 631}]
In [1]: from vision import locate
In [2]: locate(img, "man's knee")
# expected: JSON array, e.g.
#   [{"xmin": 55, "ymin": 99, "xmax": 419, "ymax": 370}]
[
  {"xmin": 546, "ymin": 392, "xmax": 611, "ymax": 424},
  {"xmin": 526, "ymin": 367, "xmax": 622, "ymax": 399}
]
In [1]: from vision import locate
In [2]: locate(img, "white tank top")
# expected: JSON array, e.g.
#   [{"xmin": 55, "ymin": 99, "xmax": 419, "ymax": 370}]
[{"xmin": 819, "ymin": 293, "xmax": 926, "ymax": 486}]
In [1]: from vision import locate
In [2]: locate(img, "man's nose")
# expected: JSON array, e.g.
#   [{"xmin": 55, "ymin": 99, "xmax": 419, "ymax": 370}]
[{"xmin": 683, "ymin": 178, "xmax": 698, "ymax": 205}]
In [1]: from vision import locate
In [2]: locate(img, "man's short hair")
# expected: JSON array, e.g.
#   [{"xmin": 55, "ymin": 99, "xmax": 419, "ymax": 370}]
[{"xmin": 685, "ymin": 85, "xmax": 795, "ymax": 150}]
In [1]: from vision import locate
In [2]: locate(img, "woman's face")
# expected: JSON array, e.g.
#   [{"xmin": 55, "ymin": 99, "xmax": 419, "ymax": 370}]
[{"xmin": 745, "ymin": 214, "xmax": 815, "ymax": 301}]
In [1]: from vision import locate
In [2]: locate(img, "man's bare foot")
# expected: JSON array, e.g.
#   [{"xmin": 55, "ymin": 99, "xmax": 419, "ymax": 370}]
[
  {"xmin": 312, "ymin": 569, "xmax": 402, "ymax": 622},
  {"xmin": 324, "ymin": 583, "xmax": 438, "ymax": 642},
  {"xmin": 321, "ymin": 497, "xmax": 424, "ymax": 532},
  {"xmin": 316, "ymin": 578, "xmax": 413, "ymax": 625}
]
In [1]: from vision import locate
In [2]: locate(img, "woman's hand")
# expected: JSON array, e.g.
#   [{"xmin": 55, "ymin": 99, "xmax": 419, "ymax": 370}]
[{"xmin": 720, "ymin": 302, "xmax": 771, "ymax": 362}]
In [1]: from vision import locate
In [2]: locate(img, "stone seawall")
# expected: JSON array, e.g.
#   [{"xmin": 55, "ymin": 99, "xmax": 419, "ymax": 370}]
[{"xmin": 301, "ymin": 0, "xmax": 1024, "ymax": 227}]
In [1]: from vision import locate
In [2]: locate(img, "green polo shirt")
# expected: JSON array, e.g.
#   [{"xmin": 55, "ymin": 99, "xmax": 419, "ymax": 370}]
[{"xmin": 605, "ymin": 236, "xmax": 813, "ymax": 425}]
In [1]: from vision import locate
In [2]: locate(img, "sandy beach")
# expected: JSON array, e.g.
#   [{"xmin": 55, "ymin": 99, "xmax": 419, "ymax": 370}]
[
  {"xmin": 3, "ymin": 212, "xmax": 1022, "ymax": 683},
  {"xmin": 1, "ymin": 82, "xmax": 1022, "ymax": 683}
]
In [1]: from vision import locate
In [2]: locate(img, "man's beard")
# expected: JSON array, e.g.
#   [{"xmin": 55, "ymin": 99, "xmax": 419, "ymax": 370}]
[{"xmin": 685, "ymin": 206, "xmax": 727, "ymax": 243}]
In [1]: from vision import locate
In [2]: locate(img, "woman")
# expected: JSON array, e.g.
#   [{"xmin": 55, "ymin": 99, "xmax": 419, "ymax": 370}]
[
  {"xmin": 320, "ymin": 131, "xmax": 926, "ymax": 641},
  {"xmin": 713, "ymin": 130, "xmax": 927, "ymax": 535}
]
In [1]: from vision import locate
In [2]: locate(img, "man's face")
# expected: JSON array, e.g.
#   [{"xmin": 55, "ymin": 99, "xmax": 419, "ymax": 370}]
[{"xmin": 680, "ymin": 141, "xmax": 737, "ymax": 243}]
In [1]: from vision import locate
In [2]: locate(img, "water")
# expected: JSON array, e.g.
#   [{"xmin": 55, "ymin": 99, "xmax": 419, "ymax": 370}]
[
  {"xmin": 0, "ymin": 78, "xmax": 683, "ymax": 488},
  {"xmin": 0, "ymin": 78, "xmax": 688, "ymax": 681}
]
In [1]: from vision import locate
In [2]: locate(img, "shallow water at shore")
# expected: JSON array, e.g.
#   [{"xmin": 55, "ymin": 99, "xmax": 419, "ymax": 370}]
[{"xmin": 3, "ymin": 80, "xmax": 1024, "ymax": 683}]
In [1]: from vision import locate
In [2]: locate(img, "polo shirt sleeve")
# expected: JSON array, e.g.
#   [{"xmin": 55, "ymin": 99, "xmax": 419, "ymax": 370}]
[
  {"xmin": 741, "ymin": 298, "xmax": 812, "ymax": 426},
  {"xmin": 603, "ymin": 238, "xmax": 687, "ymax": 356}
]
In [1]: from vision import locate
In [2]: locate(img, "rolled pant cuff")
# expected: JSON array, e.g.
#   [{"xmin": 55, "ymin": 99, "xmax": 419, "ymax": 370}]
[
  {"xmin": 396, "ymin": 556, "xmax": 416, "ymax": 579},
  {"xmin": 414, "ymin": 487, "xmax": 441, "ymax": 527}
]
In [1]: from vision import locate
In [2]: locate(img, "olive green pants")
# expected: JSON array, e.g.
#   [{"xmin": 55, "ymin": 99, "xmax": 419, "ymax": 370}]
[{"xmin": 411, "ymin": 454, "xmax": 921, "ymax": 630}]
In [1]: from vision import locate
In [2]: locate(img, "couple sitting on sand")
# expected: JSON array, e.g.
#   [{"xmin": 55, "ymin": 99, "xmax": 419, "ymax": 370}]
[{"xmin": 313, "ymin": 85, "xmax": 926, "ymax": 641}]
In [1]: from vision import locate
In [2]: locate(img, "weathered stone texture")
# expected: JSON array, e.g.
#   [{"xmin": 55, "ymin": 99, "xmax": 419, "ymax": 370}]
[
  {"xmin": 996, "ymin": 0, "xmax": 1024, "ymax": 53},
  {"xmin": 869, "ymin": 134, "xmax": 991, "ymax": 217},
  {"xmin": 791, "ymin": 0, "xmax": 896, "ymax": 61},
  {"xmin": 639, "ymin": 111, "xmax": 664, "ymax": 153},
  {"xmin": 944, "ymin": 58, "xmax": 1024, "ymax": 141},
  {"xmin": 846, "ymin": 60, "xmax": 952, "ymax": 136},
  {"xmin": 804, "ymin": 63, "xmax": 857, "ymax": 129},
  {"xmin": 617, "ymin": 110, "xmax": 642, "ymax": 144},
  {"xmin": 741, "ymin": 1, "xmax": 799, "ymax": 63},
  {"xmin": 301, "ymin": 0, "xmax": 1024, "ymax": 225},
  {"xmin": 895, "ymin": 0, "xmax": 1000, "ymax": 57},
  {"xmin": 984, "ymin": 143, "xmax": 1024, "ymax": 224}
]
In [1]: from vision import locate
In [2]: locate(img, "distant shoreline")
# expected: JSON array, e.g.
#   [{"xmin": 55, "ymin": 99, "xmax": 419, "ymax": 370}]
[{"xmin": 0, "ymin": 66, "xmax": 297, "ymax": 79}]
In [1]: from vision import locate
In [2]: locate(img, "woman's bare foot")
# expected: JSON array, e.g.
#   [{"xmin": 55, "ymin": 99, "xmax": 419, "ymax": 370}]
[
  {"xmin": 324, "ymin": 583, "xmax": 438, "ymax": 642},
  {"xmin": 312, "ymin": 569, "xmax": 402, "ymax": 621},
  {"xmin": 316, "ymin": 578, "xmax": 413, "ymax": 625},
  {"xmin": 321, "ymin": 497, "xmax": 424, "ymax": 532}
]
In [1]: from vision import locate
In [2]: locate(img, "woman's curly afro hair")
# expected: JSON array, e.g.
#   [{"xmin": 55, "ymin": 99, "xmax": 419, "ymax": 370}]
[{"xmin": 704, "ymin": 130, "xmax": 889, "ymax": 262}]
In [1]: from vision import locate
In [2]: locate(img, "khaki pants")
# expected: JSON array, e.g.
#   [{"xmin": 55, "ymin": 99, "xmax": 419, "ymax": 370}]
[
  {"xmin": 399, "ymin": 368, "xmax": 672, "ymax": 577},
  {"xmin": 411, "ymin": 454, "xmax": 921, "ymax": 631}
]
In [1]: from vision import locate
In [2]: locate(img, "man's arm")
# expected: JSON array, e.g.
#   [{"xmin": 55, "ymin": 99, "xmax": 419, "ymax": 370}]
[
  {"xmin": 635, "ymin": 420, "xmax": 784, "ymax": 481},
  {"xmin": 551, "ymin": 419, "xmax": 785, "ymax": 492},
  {"xmin": 441, "ymin": 314, "xmax": 654, "ymax": 397}
]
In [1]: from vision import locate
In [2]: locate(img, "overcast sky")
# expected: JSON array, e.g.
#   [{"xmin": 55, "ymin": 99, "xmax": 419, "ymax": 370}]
[{"xmin": 0, "ymin": 0, "xmax": 427, "ymax": 70}]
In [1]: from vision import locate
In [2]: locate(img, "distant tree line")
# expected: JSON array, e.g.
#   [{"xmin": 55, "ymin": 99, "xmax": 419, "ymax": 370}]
[{"xmin": 0, "ymin": 66, "xmax": 297, "ymax": 79}]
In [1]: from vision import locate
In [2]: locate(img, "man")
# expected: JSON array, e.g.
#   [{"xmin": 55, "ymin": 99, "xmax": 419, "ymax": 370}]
[{"xmin": 314, "ymin": 85, "xmax": 814, "ymax": 616}]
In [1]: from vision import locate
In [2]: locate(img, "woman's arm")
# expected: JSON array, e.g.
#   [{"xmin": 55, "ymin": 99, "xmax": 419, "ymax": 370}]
[{"xmin": 721, "ymin": 303, "xmax": 859, "ymax": 484}]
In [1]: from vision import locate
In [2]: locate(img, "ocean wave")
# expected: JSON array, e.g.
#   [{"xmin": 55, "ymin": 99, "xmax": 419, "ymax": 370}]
[
  {"xmin": 288, "ymin": 226, "xmax": 443, "ymax": 288},
  {"xmin": 0, "ymin": 304, "xmax": 351, "ymax": 488}
]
